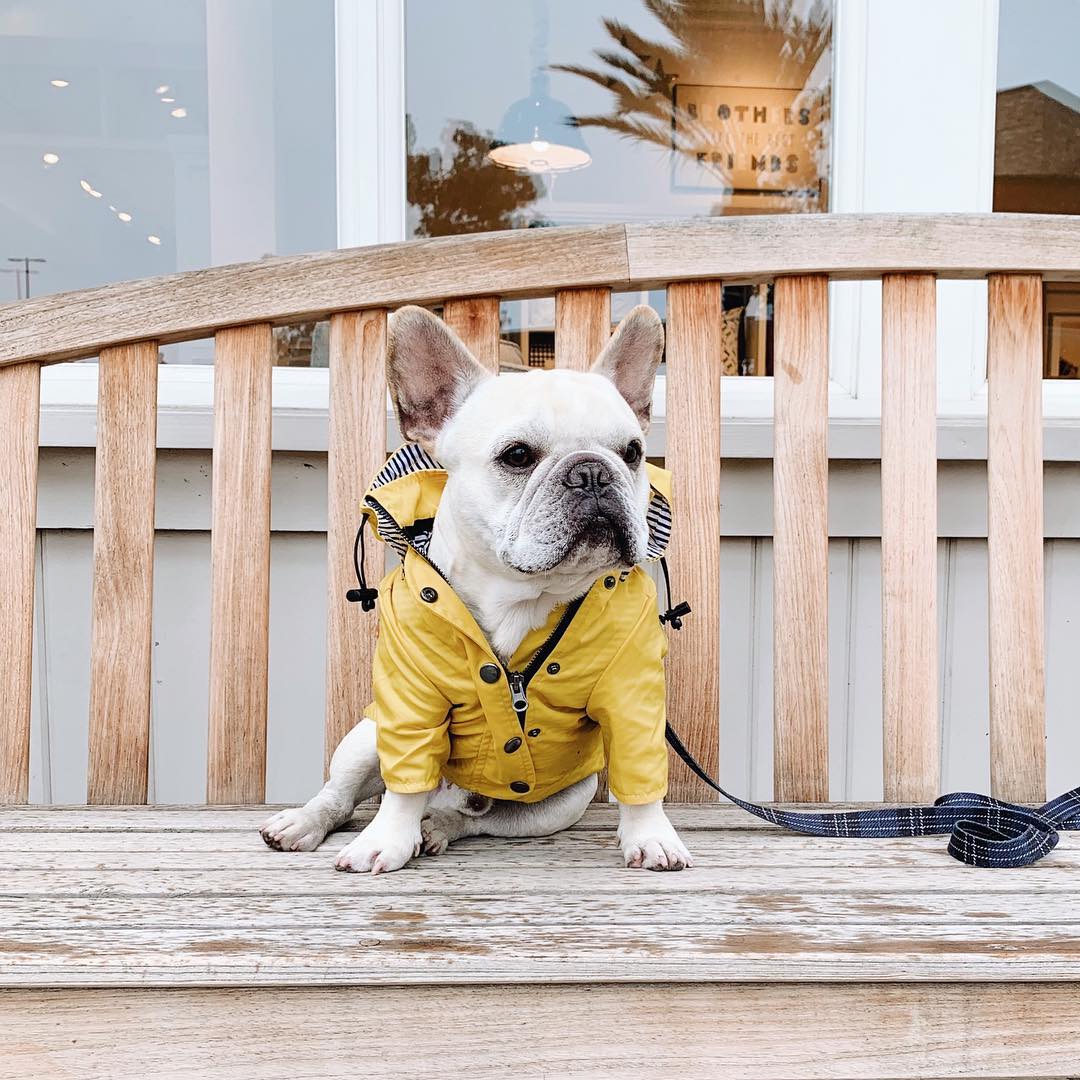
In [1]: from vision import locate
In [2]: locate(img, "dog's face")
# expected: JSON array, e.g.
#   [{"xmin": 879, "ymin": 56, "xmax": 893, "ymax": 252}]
[{"xmin": 387, "ymin": 305, "xmax": 664, "ymax": 581}]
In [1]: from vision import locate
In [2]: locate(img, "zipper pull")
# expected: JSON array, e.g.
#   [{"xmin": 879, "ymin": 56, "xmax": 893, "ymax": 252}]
[{"xmin": 507, "ymin": 671, "xmax": 529, "ymax": 718}]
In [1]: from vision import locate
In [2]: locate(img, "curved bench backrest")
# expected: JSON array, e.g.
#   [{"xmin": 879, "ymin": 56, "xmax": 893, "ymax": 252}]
[{"xmin": 1, "ymin": 213, "xmax": 1078, "ymax": 806}]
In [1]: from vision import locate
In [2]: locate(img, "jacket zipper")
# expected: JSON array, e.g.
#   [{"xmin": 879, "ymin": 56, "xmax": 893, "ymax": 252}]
[
  {"xmin": 366, "ymin": 495, "xmax": 589, "ymax": 730},
  {"xmin": 502, "ymin": 593, "xmax": 588, "ymax": 728}
]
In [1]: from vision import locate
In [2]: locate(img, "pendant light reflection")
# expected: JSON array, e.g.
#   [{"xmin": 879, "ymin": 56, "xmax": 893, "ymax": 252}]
[
  {"xmin": 487, "ymin": 0, "xmax": 589, "ymax": 176},
  {"xmin": 488, "ymin": 78, "xmax": 590, "ymax": 175}
]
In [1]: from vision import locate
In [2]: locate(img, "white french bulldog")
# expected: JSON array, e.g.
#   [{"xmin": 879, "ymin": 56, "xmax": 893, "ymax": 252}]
[{"xmin": 261, "ymin": 304, "xmax": 692, "ymax": 874}]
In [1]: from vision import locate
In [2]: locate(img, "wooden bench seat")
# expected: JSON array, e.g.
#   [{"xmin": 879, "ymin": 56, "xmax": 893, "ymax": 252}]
[{"xmin": 3, "ymin": 803, "xmax": 1080, "ymax": 1076}]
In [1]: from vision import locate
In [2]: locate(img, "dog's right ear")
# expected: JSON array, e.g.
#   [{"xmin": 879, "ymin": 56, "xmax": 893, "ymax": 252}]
[{"xmin": 386, "ymin": 306, "xmax": 492, "ymax": 452}]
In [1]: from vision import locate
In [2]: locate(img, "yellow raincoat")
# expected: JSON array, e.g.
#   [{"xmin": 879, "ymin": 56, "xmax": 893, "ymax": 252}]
[{"xmin": 360, "ymin": 444, "xmax": 673, "ymax": 805}]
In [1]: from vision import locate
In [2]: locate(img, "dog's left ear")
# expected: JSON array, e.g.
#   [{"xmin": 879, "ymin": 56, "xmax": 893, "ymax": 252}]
[{"xmin": 590, "ymin": 305, "xmax": 664, "ymax": 432}]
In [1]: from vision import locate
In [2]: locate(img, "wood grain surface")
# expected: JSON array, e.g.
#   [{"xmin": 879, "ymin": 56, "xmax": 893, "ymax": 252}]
[
  {"xmin": 987, "ymin": 275, "xmax": 1046, "ymax": 803},
  {"xmin": 325, "ymin": 311, "xmax": 386, "ymax": 774},
  {"xmin": 664, "ymin": 281, "xmax": 723, "ymax": 800},
  {"xmin": 87, "ymin": 343, "xmax": 159, "ymax": 805},
  {"xmin": 6, "ymin": 215, "xmax": 1080, "ymax": 369},
  {"xmin": 0, "ymin": 225, "xmax": 629, "ymax": 367},
  {"xmin": 442, "ymin": 297, "xmax": 501, "ymax": 372},
  {"xmin": 881, "ymin": 275, "xmax": 939, "ymax": 802},
  {"xmin": 555, "ymin": 287, "xmax": 611, "ymax": 370},
  {"xmin": 626, "ymin": 212, "xmax": 1080, "ymax": 287},
  {"xmin": 0, "ymin": 804, "xmax": 1079, "ymax": 989},
  {"xmin": 0, "ymin": 363, "xmax": 40, "ymax": 804},
  {"xmin": 207, "ymin": 326, "xmax": 273, "ymax": 804},
  {"xmin": 773, "ymin": 276, "xmax": 830, "ymax": 802},
  {"xmin": 3, "ymin": 983, "xmax": 1079, "ymax": 1079}
]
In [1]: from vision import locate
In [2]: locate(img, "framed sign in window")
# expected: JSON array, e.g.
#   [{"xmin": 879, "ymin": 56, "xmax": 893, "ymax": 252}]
[{"xmin": 670, "ymin": 84, "xmax": 827, "ymax": 206}]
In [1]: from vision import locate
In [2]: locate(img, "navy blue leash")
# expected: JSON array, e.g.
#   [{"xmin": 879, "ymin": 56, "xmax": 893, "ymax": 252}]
[
  {"xmin": 657, "ymin": 561, "xmax": 1080, "ymax": 868},
  {"xmin": 665, "ymin": 721, "xmax": 1080, "ymax": 868}
]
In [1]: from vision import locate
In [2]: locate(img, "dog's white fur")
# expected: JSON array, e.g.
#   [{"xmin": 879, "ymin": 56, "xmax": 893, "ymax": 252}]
[{"xmin": 261, "ymin": 305, "xmax": 692, "ymax": 874}]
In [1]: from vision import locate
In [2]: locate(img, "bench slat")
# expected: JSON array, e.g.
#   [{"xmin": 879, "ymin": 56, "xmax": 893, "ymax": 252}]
[
  {"xmin": 3, "ymin": 984, "xmax": 1078, "ymax": 1080},
  {"xmin": 987, "ymin": 274, "xmax": 1046, "ymax": 803},
  {"xmin": 555, "ymin": 287, "xmax": 611, "ymax": 371},
  {"xmin": 664, "ymin": 281, "xmax": 723, "ymax": 801},
  {"xmin": 207, "ymin": 325, "xmax": 273, "ymax": 804},
  {"xmin": 325, "ymin": 311, "xmax": 387, "ymax": 774},
  {"xmin": 0, "ymin": 363, "xmax": 40, "ymax": 805},
  {"xmin": 442, "ymin": 297, "xmax": 501, "ymax": 372},
  {"xmin": 881, "ymin": 275, "xmax": 939, "ymax": 802},
  {"xmin": 87, "ymin": 344, "xmax": 159, "ymax": 804},
  {"xmin": 773, "ymin": 275, "xmax": 830, "ymax": 802}
]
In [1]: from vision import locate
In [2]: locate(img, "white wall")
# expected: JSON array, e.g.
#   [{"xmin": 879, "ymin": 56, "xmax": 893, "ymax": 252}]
[{"xmin": 28, "ymin": 449, "xmax": 1080, "ymax": 805}]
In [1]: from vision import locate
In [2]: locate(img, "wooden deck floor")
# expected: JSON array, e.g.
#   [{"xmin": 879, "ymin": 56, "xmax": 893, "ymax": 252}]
[{"xmin": 2, "ymin": 803, "xmax": 1080, "ymax": 1078}]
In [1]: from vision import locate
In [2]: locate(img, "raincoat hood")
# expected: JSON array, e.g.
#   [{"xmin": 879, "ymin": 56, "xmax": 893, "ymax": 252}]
[{"xmin": 357, "ymin": 443, "xmax": 675, "ymax": 806}]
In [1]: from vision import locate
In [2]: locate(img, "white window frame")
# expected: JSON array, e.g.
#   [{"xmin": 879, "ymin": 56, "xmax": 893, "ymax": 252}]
[{"xmin": 38, "ymin": 0, "xmax": 1080, "ymax": 456}]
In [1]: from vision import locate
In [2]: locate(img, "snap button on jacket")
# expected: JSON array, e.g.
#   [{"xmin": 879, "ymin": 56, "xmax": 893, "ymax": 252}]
[{"xmin": 361, "ymin": 444, "xmax": 674, "ymax": 805}]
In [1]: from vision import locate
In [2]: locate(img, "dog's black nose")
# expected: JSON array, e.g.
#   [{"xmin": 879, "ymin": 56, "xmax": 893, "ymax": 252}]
[{"xmin": 563, "ymin": 460, "xmax": 614, "ymax": 493}]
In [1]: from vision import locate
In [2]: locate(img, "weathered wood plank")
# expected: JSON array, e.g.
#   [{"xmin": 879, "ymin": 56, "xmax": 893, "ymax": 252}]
[
  {"xmin": 4, "ymin": 860, "xmax": 1079, "ymax": 899},
  {"xmin": 773, "ymin": 276, "xmax": 830, "ymax": 802},
  {"xmin": 7, "ymin": 833, "xmax": 1080, "ymax": 871},
  {"xmin": 8, "ymin": 887, "xmax": 1077, "ymax": 930},
  {"xmin": 0, "ymin": 363, "xmax": 40, "ymax": 804},
  {"xmin": 625, "ymin": 212, "xmax": 1080, "ymax": 287},
  {"xmin": 4, "ymin": 984, "xmax": 1077, "ymax": 1080},
  {"xmin": 555, "ymin": 287, "xmax": 611, "ymax": 371},
  {"xmin": 87, "ymin": 343, "xmax": 159, "ymax": 805},
  {"xmin": 987, "ymin": 275, "xmax": 1046, "ymax": 803},
  {"xmin": 442, "ymin": 297, "xmax": 501, "ymax": 372},
  {"xmin": 0, "ymin": 225, "xmax": 630, "ymax": 367},
  {"xmin": 207, "ymin": 325, "xmax": 273, "ymax": 803},
  {"xmin": 325, "ymin": 311, "xmax": 386, "ymax": 775},
  {"xmin": 664, "ymin": 282, "xmax": 723, "ymax": 801},
  {"xmin": 2, "ymin": 919, "xmax": 1080, "ymax": 985},
  {"xmin": 0, "ymin": 801, "xmax": 1033, "ymax": 834},
  {"xmin": 881, "ymin": 275, "xmax": 939, "ymax": 802}
]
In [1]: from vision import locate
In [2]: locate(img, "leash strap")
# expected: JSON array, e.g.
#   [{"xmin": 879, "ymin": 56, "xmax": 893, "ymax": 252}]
[{"xmin": 665, "ymin": 722, "xmax": 1080, "ymax": 867}]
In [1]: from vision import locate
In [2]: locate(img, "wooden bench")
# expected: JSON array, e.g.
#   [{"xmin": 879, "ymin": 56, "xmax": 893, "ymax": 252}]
[{"xmin": 2, "ymin": 214, "xmax": 1080, "ymax": 1078}]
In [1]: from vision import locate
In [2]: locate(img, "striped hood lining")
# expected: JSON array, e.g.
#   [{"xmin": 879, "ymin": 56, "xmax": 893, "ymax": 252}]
[{"xmin": 365, "ymin": 443, "xmax": 672, "ymax": 563}]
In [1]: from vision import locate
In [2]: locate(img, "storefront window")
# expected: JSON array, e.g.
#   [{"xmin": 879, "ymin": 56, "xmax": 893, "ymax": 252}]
[
  {"xmin": 405, "ymin": 0, "xmax": 833, "ymax": 374},
  {"xmin": 0, "ymin": 0, "xmax": 336, "ymax": 364},
  {"xmin": 995, "ymin": 0, "xmax": 1080, "ymax": 378}
]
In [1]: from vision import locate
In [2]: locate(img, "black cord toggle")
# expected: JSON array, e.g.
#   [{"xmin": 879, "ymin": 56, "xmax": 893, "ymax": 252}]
[
  {"xmin": 348, "ymin": 515, "xmax": 378, "ymax": 612},
  {"xmin": 658, "ymin": 555, "xmax": 691, "ymax": 630},
  {"xmin": 660, "ymin": 600, "xmax": 692, "ymax": 630},
  {"xmin": 346, "ymin": 586, "xmax": 379, "ymax": 611}
]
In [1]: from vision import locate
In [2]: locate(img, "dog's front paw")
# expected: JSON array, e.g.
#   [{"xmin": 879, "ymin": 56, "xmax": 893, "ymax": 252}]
[
  {"xmin": 619, "ymin": 822, "xmax": 694, "ymax": 871},
  {"xmin": 260, "ymin": 807, "xmax": 327, "ymax": 852},
  {"xmin": 334, "ymin": 819, "xmax": 420, "ymax": 875}
]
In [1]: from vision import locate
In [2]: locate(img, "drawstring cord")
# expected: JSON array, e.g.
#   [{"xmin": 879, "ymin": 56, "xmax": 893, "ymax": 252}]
[
  {"xmin": 658, "ymin": 555, "xmax": 691, "ymax": 629},
  {"xmin": 345, "ymin": 517, "xmax": 379, "ymax": 611}
]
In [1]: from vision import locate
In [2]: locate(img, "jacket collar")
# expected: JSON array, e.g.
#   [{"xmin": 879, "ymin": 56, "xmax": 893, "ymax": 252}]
[{"xmin": 362, "ymin": 442, "xmax": 673, "ymax": 563}]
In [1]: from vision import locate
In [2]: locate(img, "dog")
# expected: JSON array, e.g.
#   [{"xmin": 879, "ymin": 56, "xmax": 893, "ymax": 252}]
[{"xmin": 261, "ymin": 303, "xmax": 692, "ymax": 875}]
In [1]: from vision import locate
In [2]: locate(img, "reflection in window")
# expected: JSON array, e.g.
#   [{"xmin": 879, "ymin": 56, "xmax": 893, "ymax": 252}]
[
  {"xmin": 995, "ymin": 0, "xmax": 1080, "ymax": 378},
  {"xmin": 0, "ymin": 0, "xmax": 336, "ymax": 365},
  {"xmin": 406, "ymin": 0, "xmax": 832, "ymax": 376}
]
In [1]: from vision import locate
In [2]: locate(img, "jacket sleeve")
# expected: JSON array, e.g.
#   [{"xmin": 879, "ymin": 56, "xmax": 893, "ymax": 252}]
[
  {"xmin": 587, "ymin": 597, "xmax": 669, "ymax": 804},
  {"xmin": 370, "ymin": 585, "xmax": 453, "ymax": 794}
]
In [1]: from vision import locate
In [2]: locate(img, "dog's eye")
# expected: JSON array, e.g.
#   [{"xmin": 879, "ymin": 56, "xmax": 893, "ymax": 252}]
[
  {"xmin": 499, "ymin": 443, "xmax": 535, "ymax": 469},
  {"xmin": 622, "ymin": 441, "xmax": 643, "ymax": 467}
]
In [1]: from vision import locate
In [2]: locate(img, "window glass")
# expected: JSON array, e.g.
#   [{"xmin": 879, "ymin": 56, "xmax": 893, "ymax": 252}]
[
  {"xmin": 996, "ymin": 0, "xmax": 1080, "ymax": 378},
  {"xmin": 0, "ymin": 0, "xmax": 336, "ymax": 364},
  {"xmin": 405, "ymin": 0, "xmax": 833, "ymax": 375}
]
